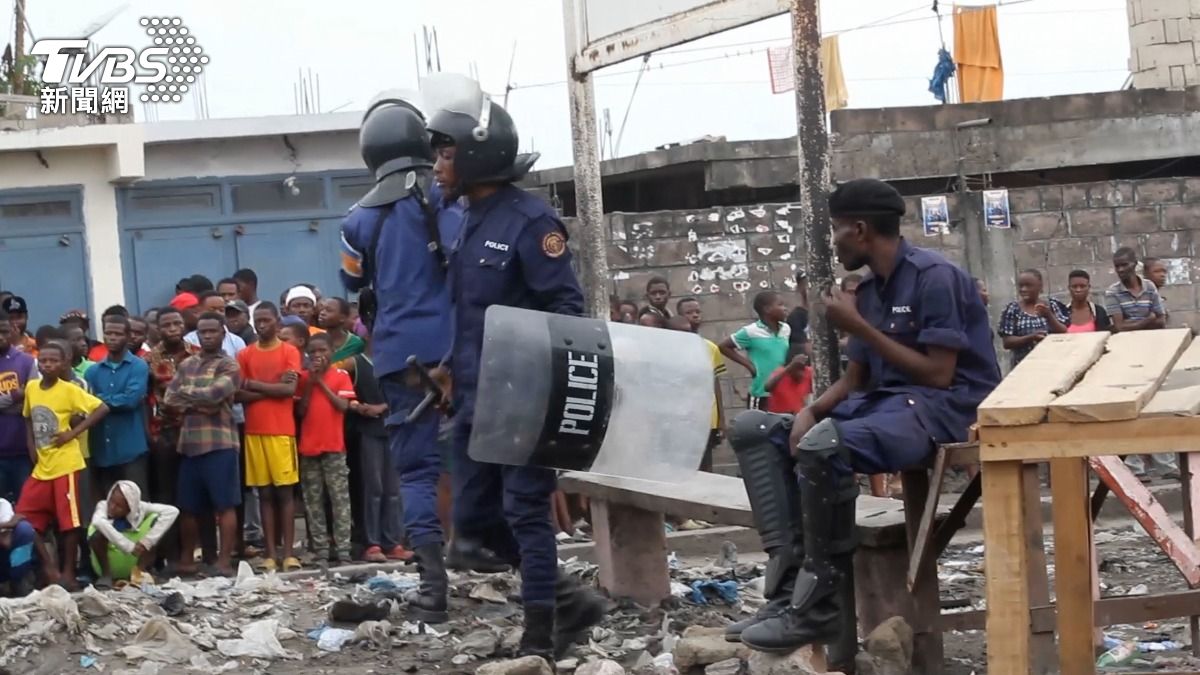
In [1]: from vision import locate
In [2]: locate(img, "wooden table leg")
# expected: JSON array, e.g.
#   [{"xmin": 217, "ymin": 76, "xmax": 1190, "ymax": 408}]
[
  {"xmin": 1021, "ymin": 465, "xmax": 1056, "ymax": 674},
  {"xmin": 983, "ymin": 460, "xmax": 1031, "ymax": 675},
  {"xmin": 1180, "ymin": 452, "xmax": 1200, "ymax": 657},
  {"xmin": 590, "ymin": 500, "xmax": 670, "ymax": 606},
  {"xmin": 1051, "ymin": 457, "xmax": 1096, "ymax": 675}
]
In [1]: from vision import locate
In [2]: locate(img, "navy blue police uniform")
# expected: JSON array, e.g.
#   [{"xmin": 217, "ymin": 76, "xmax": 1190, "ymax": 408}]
[
  {"xmin": 449, "ymin": 183, "xmax": 584, "ymax": 608},
  {"xmin": 726, "ymin": 178, "xmax": 1000, "ymax": 654},
  {"xmin": 340, "ymin": 192, "xmax": 462, "ymax": 554}
]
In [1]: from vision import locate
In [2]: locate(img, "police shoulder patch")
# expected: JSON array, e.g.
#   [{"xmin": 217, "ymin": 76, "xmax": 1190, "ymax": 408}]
[{"xmin": 541, "ymin": 231, "xmax": 566, "ymax": 258}]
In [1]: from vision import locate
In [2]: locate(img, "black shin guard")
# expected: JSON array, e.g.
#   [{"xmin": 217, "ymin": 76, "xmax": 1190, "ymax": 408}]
[
  {"xmin": 730, "ymin": 410, "xmax": 805, "ymax": 599},
  {"xmin": 790, "ymin": 417, "xmax": 858, "ymax": 613}
]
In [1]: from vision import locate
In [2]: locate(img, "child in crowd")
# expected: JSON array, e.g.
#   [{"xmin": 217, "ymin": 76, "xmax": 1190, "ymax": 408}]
[
  {"xmin": 0, "ymin": 498, "xmax": 36, "ymax": 597},
  {"xmin": 280, "ymin": 321, "xmax": 310, "ymax": 360},
  {"xmin": 88, "ymin": 480, "xmax": 179, "ymax": 588},
  {"xmin": 667, "ymin": 315, "xmax": 725, "ymax": 472},
  {"xmin": 765, "ymin": 353, "xmax": 813, "ymax": 415},
  {"xmin": 719, "ymin": 291, "xmax": 791, "ymax": 410},
  {"xmin": 17, "ymin": 341, "xmax": 109, "ymax": 590},
  {"xmin": 237, "ymin": 304, "xmax": 302, "ymax": 573},
  {"xmin": 347, "ymin": 350, "xmax": 410, "ymax": 562},
  {"xmin": 643, "ymin": 276, "xmax": 672, "ymax": 319},
  {"xmin": 297, "ymin": 334, "xmax": 356, "ymax": 563}
]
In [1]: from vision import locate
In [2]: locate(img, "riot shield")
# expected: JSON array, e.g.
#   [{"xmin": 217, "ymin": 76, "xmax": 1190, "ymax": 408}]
[{"xmin": 469, "ymin": 306, "xmax": 714, "ymax": 482}]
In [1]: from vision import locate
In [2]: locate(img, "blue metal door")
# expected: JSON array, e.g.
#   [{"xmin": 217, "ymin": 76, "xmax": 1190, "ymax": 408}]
[
  {"xmin": 234, "ymin": 219, "xmax": 343, "ymax": 302},
  {"xmin": 128, "ymin": 226, "xmax": 238, "ymax": 312},
  {"xmin": 0, "ymin": 233, "xmax": 89, "ymax": 329}
]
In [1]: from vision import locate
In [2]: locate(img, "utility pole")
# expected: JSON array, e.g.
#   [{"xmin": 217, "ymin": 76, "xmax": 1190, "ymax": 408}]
[
  {"xmin": 790, "ymin": 0, "xmax": 836, "ymax": 394},
  {"xmin": 13, "ymin": 0, "xmax": 26, "ymax": 94},
  {"xmin": 562, "ymin": 0, "xmax": 610, "ymax": 318}
]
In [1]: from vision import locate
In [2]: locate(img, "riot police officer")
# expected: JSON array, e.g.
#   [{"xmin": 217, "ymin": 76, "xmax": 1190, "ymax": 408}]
[
  {"xmin": 426, "ymin": 80, "xmax": 604, "ymax": 660},
  {"xmin": 340, "ymin": 92, "xmax": 460, "ymax": 624}
]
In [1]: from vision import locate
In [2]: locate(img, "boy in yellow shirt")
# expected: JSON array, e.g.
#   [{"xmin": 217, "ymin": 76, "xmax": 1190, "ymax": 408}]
[{"xmin": 15, "ymin": 341, "xmax": 108, "ymax": 590}]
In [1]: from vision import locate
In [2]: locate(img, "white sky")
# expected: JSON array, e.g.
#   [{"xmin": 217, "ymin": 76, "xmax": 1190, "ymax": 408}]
[{"xmin": 20, "ymin": 0, "xmax": 1131, "ymax": 169}]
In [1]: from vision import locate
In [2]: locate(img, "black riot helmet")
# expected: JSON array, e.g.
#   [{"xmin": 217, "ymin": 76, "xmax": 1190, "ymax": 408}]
[
  {"xmin": 357, "ymin": 94, "xmax": 435, "ymax": 207},
  {"xmin": 427, "ymin": 95, "xmax": 538, "ymax": 188}
]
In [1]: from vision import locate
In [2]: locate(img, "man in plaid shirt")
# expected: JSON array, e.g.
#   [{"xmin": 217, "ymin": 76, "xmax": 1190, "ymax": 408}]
[{"xmin": 164, "ymin": 312, "xmax": 241, "ymax": 577}]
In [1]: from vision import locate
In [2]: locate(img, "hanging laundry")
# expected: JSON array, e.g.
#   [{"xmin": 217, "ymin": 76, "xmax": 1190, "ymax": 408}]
[
  {"xmin": 822, "ymin": 35, "xmax": 849, "ymax": 110},
  {"xmin": 766, "ymin": 35, "xmax": 849, "ymax": 110},
  {"xmin": 929, "ymin": 48, "xmax": 957, "ymax": 103},
  {"xmin": 953, "ymin": 4, "xmax": 1004, "ymax": 102}
]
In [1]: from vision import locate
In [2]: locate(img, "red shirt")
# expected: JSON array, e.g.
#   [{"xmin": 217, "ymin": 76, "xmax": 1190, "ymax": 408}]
[
  {"xmin": 298, "ymin": 368, "xmax": 356, "ymax": 456},
  {"xmin": 238, "ymin": 340, "xmax": 302, "ymax": 436},
  {"xmin": 766, "ymin": 367, "xmax": 813, "ymax": 414}
]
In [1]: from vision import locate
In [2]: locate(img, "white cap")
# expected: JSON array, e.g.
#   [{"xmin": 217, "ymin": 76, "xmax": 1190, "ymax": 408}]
[{"xmin": 285, "ymin": 285, "xmax": 317, "ymax": 306}]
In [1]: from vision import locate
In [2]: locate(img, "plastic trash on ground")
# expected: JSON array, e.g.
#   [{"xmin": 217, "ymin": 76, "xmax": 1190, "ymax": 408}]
[
  {"xmin": 216, "ymin": 619, "xmax": 300, "ymax": 660},
  {"xmin": 688, "ymin": 580, "xmax": 738, "ymax": 605},
  {"xmin": 315, "ymin": 627, "xmax": 357, "ymax": 652}
]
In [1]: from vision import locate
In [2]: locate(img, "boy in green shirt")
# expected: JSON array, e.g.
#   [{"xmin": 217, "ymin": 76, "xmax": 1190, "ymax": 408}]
[{"xmin": 720, "ymin": 291, "xmax": 791, "ymax": 410}]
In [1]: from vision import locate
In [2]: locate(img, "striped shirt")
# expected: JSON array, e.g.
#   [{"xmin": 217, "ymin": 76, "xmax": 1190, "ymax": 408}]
[
  {"xmin": 164, "ymin": 351, "xmax": 241, "ymax": 457},
  {"xmin": 1104, "ymin": 277, "xmax": 1164, "ymax": 323}
]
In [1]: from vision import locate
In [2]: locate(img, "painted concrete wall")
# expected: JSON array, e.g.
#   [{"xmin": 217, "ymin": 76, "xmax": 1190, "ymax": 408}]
[
  {"xmin": 0, "ymin": 114, "xmax": 362, "ymax": 317},
  {"xmin": 586, "ymin": 176, "xmax": 1200, "ymax": 470},
  {"xmin": 0, "ymin": 147, "xmax": 126, "ymax": 314}
]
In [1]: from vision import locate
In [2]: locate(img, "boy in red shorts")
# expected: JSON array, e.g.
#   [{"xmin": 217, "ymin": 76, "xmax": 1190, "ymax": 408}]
[{"xmin": 17, "ymin": 341, "xmax": 109, "ymax": 589}]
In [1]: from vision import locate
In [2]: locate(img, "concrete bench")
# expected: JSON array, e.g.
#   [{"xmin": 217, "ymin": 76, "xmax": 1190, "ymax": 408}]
[{"xmin": 559, "ymin": 470, "xmax": 953, "ymax": 672}]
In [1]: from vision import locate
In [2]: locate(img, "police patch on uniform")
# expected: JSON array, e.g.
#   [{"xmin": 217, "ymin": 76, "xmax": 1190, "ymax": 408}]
[{"xmin": 541, "ymin": 231, "xmax": 566, "ymax": 258}]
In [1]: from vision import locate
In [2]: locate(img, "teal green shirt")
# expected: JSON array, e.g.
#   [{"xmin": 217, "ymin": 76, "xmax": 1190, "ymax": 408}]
[{"xmin": 732, "ymin": 320, "xmax": 791, "ymax": 398}]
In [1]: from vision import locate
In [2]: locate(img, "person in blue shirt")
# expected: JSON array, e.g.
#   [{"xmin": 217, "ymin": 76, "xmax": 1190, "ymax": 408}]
[
  {"xmin": 727, "ymin": 179, "xmax": 1000, "ymax": 654},
  {"xmin": 340, "ymin": 91, "xmax": 459, "ymax": 624},
  {"xmin": 84, "ymin": 315, "xmax": 150, "ymax": 498},
  {"xmin": 426, "ymin": 83, "xmax": 603, "ymax": 662}
]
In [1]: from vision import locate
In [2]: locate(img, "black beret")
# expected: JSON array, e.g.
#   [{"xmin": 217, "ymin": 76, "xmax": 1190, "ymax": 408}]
[{"xmin": 828, "ymin": 179, "xmax": 906, "ymax": 217}]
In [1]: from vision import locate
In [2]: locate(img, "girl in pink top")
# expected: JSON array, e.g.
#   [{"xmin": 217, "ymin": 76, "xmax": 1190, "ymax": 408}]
[{"xmin": 1066, "ymin": 270, "xmax": 1112, "ymax": 333}]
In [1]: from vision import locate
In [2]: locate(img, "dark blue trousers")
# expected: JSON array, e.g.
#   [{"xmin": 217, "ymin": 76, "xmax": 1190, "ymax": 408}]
[
  {"xmin": 452, "ymin": 400, "xmax": 557, "ymax": 607},
  {"xmin": 0, "ymin": 520, "xmax": 35, "ymax": 593},
  {"xmin": 380, "ymin": 377, "xmax": 444, "ymax": 550}
]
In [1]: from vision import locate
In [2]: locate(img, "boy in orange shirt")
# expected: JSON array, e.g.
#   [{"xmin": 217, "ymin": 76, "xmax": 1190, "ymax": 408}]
[
  {"xmin": 296, "ymin": 334, "xmax": 356, "ymax": 563},
  {"xmin": 235, "ymin": 303, "xmax": 302, "ymax": 572}
]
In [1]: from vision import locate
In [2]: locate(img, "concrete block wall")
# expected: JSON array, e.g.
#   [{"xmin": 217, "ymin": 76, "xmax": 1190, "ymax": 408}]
[
  {"xmin": 1128, "ymin": 0, "xmax": 1200, "ymax": 89},
  {"xmin": 574, "ymin": 175, "xmax": 1200, "ymax": 470}
]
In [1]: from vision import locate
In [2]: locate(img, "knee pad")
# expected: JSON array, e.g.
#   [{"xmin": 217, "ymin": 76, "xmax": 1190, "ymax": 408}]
[{"xmin": 729, "ymin": 409, "xmax": 792, "ymax": 453}]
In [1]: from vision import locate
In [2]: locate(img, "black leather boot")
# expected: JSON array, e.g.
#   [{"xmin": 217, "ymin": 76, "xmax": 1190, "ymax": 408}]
[
  {"xmin": 724, "ymin": 410, "xmax": 805, "ymax": 643},
  {"xmin": 446, "ymin": 537, "xmax": 512, "ymax": 573},
  {"xmin": 553, "ymin": 575, "xmax": 605, "ymax": 657},
  {"xmin": 518, "ymin": 604, "xmax": 556, "ymax": 664},
  {"xmin": 741, "ymin": 418, "xmax": 857, "ymax": 653},
  {"xmin": 405, "ymin": 543, "xmax": 449, "ymax": 623}
]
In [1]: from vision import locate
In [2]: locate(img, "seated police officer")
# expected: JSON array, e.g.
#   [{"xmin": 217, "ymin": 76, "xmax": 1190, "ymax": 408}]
[{"xmin": 726, "ymin": 179, "xmax": 999, "ymax": 652}]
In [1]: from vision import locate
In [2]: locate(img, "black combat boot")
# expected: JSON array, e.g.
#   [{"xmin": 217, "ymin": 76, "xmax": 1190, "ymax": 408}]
[
  {"xmin": 553, "ymin": 574, "xmax": 605, "ymax": 657},
  {"xmin": 518, "ymin": 604, "xmax": 556, "ymax": 664},
  {"xmin": 446, "ymin": 537, "xmax": 512, "ymax": 573},
  {"xmin": 741, "ymin": 417, "xmax": 857, "ymax": 653},
  {"xmin": 724, "ymin": 410, "xmax": 806, "ymax": 643},
  {"xmin": 405, "ymin": 543, "xmax": 449, "ymax": 623}
]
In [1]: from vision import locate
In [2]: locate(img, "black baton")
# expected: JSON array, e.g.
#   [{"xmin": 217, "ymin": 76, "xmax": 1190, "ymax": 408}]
[{"xmin": 404, "ymin": 355, "xmax": 454, "ymax": 422}]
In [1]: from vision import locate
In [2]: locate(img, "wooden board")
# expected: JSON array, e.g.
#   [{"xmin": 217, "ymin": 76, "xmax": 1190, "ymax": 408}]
[
  {"xmin": 558, "ymin": 471, "xmax": 940, "ymax": 547},
  {"xmin": 1047, "ymin": 328, "xmax": 1191, "ymax": 423},
  {"xmin": 977, "ymin": 332, "xmax": 1109, "ymax": 426},
  {"xmin": 1143, "ymin": 339, "xmax": 1200, "ymax": 417},
  {"xmin": 1049, "ymin": 457, "xmax": 1096, "ymax": 675}
]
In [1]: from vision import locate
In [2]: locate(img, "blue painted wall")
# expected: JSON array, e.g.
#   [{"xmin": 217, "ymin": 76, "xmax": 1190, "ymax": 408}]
[
  {"xmin": 118, "ymin": 171, "xmax": 372, "ymax": 314},
  {"xmin": 0, "ymin": 187, "xmax": 90, "ymax": 329}
]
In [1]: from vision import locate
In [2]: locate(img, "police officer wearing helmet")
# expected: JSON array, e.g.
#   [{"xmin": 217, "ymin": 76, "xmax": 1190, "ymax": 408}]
[
  {"xmin": 340, "ymin": 91, "xmax": 461, "ymax": 624},
  {"xmin": 427, "ymin": 82, "xmax": 603, "ymax": 661}
]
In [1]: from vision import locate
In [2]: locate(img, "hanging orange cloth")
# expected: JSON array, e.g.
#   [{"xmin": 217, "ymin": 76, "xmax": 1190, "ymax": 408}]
[
  {"xmin": 821, "ymin": 35, "xmax": 849, "ymax": 111},
  {"xmin": 953, "ymin": 4, "xmax": 1004, "ymax": 102}
]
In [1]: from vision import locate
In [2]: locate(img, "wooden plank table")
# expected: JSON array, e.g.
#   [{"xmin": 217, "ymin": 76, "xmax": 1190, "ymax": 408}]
[{"xmin": 977, "ymin": 328, "xmax": 1200, "ymax": 675}]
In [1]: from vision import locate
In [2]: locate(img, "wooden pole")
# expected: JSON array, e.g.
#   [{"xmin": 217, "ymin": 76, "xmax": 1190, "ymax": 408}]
[
  {"xmin": 13, "ymin": 0, "xmax": 27, "ymax": 94},
  {"xmin": 790, "ymin": 0, "xmax": 836, "ymax": 393}
]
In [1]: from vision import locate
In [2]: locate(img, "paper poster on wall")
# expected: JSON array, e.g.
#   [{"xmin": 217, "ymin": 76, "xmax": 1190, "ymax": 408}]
[
  {"xmin": 983, "ymin": 189, "xmax": 1012, "ymax": 229},
  {"xmin": 920, "ymin": 195, "xmax": 950, "ymax": 236}
]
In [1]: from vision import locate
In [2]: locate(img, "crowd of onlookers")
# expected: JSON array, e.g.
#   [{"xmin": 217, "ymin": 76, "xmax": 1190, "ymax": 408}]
[{"xmin": 0, "ymin": 269, "xmax": 408, "ymax": 595}]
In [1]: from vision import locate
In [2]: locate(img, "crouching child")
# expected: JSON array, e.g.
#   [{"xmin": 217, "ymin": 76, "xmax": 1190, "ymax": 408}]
[{"xmin": 89, "ymin": 480, "xmax": 179, "ymax": 588}]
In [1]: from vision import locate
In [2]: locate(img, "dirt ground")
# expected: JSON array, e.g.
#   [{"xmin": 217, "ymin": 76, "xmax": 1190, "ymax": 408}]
[{"xmin": 4, "ymin": 513, "xmax": 1200, "ymax": 675}]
